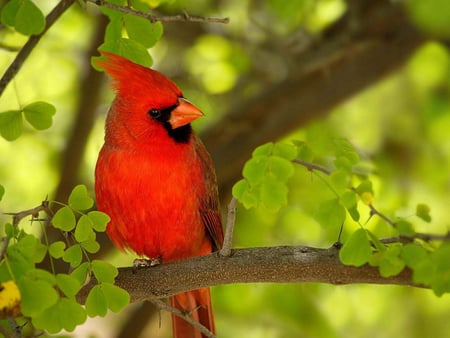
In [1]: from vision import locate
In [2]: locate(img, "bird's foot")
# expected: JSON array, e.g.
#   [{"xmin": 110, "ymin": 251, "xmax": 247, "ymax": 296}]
[{"xmin": 132, "ymin": 257, "xmax": 162, "ymax": 272}]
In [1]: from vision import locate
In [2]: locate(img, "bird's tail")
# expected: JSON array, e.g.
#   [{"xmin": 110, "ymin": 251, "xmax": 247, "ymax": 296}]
[{"xmin": 170, "ymin": 288, "xmax": 215, "ymax": 338}]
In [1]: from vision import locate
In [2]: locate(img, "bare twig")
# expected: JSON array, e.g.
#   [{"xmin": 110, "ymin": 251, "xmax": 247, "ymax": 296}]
[
  {"xmin": 219, "ymin": 197, "xmax": 237, "ymax": 257},
  {"xmin": 150, "ymin": 299, "xmax": 216, "ymax": 338},
  {"xmin": 88, "ymin": 0, "xmax": 229, "ymax": 24},
  {"xmin": 292, "ymin": 158, "xmax": 331, "ymax": 175},
  {"xmin": 1, "ymin": 201, "xmax": 50, "ymax": 259},
  {"xmin": 0, "ymin": 0, "xmax": 76, "ymax": 97}
]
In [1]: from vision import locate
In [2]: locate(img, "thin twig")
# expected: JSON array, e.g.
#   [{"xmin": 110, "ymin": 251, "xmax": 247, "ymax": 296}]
[
  {"xmin": 150, "ymin": 299, "xmax": 216, "ymax": 338},
  {"xmin": 292, "ymin": 158, "xmax": 331, "ymax": 175},
  {"xmin": 1, "ymin": 200, "xmax": 50, "ymax": 259},
  {"xmin": 89, "ymin": 0, "xmax": 229, "ymax": 24},
  {"xmin": 219, "ymin": 197, "xmax": 237, "ymax": 257},
  {"xmin": 0, "ymin": 0, "xmax": 76, "ymax": 97}
]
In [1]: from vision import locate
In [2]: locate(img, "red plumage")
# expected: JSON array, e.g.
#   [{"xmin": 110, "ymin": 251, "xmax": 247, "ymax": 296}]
[{"xmin": 94, "ymin": 52, "xmax": 223, "ymax": 338}]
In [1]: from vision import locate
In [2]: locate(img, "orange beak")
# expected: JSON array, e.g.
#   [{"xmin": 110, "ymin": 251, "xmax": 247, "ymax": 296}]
[{"xmin": 169, "ymin": 98, "xmax": 203, "ymax": 129}]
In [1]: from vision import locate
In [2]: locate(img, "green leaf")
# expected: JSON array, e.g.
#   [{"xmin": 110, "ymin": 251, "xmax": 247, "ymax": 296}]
[
  {"xmin": 378, "ymin": 245, "xmax": 405, "ymax": 277},
  {"xmin": 396, "ymin": 220, "xmax": 415, "ymax": 237},
  {"xmin": 416, "ymin": 203, "xmax": 432, "ymax": 222},
  {"xmin": 366, "ymin": 230, "xmax": 385, "ymax": 252},
  {"xmin": 333, "ymin": 138, "xmax": 359, "ymax": 165},
  {"xmin": 339, "ymin": 228, "xmax": 372, "ymax": 267},
  {"xmin": 91, "ymin": 260, "xmax": 118, "ymax": 284},
  {"xmin": 70, "ymin": 262, "xmax": 90, "ymax": 285},
  {"xmin": 86, "ymin": 284, "xmax": 108, "ymax": 317},
  {"xmin": 102, "ymin": 282, "xmax": 130, "ymax": 312},
  {"xmin": 124, "ymin": 14, "xmax": 163, "ymax": 48},
  {"xmin": 260, "ymin": 178, "xmax": 288, "ymax": 210},
  {"xmin": 232, "ymin": 179, "xmax": 258, "ymax": 209},
  {"xmin": 0, "ymin": 110, "xmax": 23, "ymax": 141},
  {"xmin": 355, "ymin": 180, "xmax": 374, "ymax": 205},
  {"xmin": 267, "ymin": 156, "xmax": 294, "ymax": 182},
  {"xmin": 295, "ymin": 141, "xmax": 314, "ymax": 162},
  {"xmin": 99, "ymin": 38, "xmax": 153, "ymax": 67},
  {"xmin": 48, "ymin": 241, "xmax": 66, "ymax": 259},
  {"xmin": 243, "ymin": 157, "xmax": 267, "ymax": 184},
  {"xmin": 23, "ymin": 101, "xmax": 56, "ymax": 130},
  {"xmin": 252, "ymin": 142, "xmax": 273, "ymax": 157},
  {"xmin": 56, "ymin": 274, "xmax": 82, "ymax": 297},
  {"xmin": 430, "ymin": 243, "xmax": 450, "ymax": 295},
  {"xmin": 81, "ymin": 239, "xmax": 100, "ymax": 254},
  {"xmin": 1, "ymin": 0, "xmax": 45, "ymax": 35},
  {"xmin": 340, "ymin": 191, "xmax": 357, "ymax": 209},
  {"xmin": 26, "ymin": 268, "xmax": 56, "ymax": 285},
  {"xmin": 75, "ymin": 215, "xmax": 95, "ymax": 242},
  {"xmin": 52, "ymin": 206, "xmax": 76, "ymax": 231},
  {"xmin": 32, "ymin": 298, "xmax": 87, "ymax": 333},
  {"xmin": 401, "ymin": 243, "xmax": 428, "ymax": 268},
  {"xmin": 19, "ymin": 278, "xmax": 59, "ymax": 317},
  {"xmin": 0, "ymin": 184, "xmax": 4, "ymax": 201},
  {"xmin": 69, "ymin": 185, "xmax": 94, "ymax": 211},
  {"xmin": 63, "ymin": 244, "xmax": 83, "ymax": 268},
  {"xmin": 16, "ymin": 234, "xmax": 47, "ymax": 263},
  {"xmin": 330, "ymin": 169, "xmax": 349, "ymax": 190},
  {"xmin": 0, "ymin": 0, "xmax": 20, "ymax": 27},
  {"xmin": 88, "ymin": 211, "xmax": 110, "ymax": 232},
  {"xmin": 272, "ymin": 142, "xmax": 297, "ymax": 160},
  {"xmin": 314, "ymin": 198, "xmax": 346, "ymax": 229}
]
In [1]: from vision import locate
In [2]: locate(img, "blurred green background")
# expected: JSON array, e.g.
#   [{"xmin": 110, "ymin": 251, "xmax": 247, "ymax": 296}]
[{"xmin": 1, "ymin": 0, "xmax": 450, "ymax": 337}]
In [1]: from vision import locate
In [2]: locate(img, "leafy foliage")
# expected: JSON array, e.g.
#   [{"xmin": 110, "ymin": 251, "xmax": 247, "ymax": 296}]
[
  {"xmin": 0, "ymin": 185, "xmax": 129, "ymax": 334},
  {"xmin": 92, "ymin": 0, "xmax": 163, "ymax": 67},
  {"xmin": 0, "ymin": 101, "xmax": 55, "ymax": 141},
  {"xmin": 233, "ymin": 139, "xmax": 450, "ymax": 296}
]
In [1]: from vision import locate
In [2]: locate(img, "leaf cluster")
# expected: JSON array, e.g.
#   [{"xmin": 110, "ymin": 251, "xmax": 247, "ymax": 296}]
[
  {"xmin": 92, "ymin": 0, "xmax": 163, "ymax": 67},
  {"xmin": 233, "ymin": 139, "xmax": 450, "ymax": 296},
  {"xmin": 0, "ymin": 185, "xmax": 129, "ymax": 334}
]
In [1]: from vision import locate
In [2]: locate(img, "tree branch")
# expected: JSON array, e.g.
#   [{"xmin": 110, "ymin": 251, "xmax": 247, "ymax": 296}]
[
  {"xmin": 77, "ymin": 245, "xmax": 419, "ymax": 304},
  {"xmin": 88, "ymin": 0, "xmax": 229, "ymax": 24},
  {"xmin": 0, "ymin": 0, "xmax": 76, "ymax": 97}
]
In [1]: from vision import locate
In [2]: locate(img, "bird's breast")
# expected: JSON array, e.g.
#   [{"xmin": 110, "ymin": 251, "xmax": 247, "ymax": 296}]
[{"xmin": 95, "ymin": 142, "xmax": 210, "ymax": 261}]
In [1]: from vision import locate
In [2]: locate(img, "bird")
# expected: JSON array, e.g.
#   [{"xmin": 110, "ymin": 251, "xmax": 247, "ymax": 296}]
[{"xmin": 94, "ymin": 51, "xmax": 223, "ymax": 338}]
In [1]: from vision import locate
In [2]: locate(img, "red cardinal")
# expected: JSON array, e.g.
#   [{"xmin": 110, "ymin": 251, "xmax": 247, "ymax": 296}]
[{"xmin": 94, "ymin": 52, "xmax": 223, "ymax": 338}]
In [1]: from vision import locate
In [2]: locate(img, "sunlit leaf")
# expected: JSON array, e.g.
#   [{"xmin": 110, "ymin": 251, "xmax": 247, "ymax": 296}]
[
  {"xmin": 19, "ymin": 278, "xmax": 59, "ymax": 317},
  {"xmin": 88, "ymin": 211, "xmax": 110, "ymax": 232},
  {"xmin": 0, "ymin": 110, "xmax": 23, "ymax": 141},
  {"xmin": 86, "ymin": 285, "xmax": 107, "ymax": 317},
  {"xmin": 1, "ymin": 0, "xmax": 45, "ymax": 35},
  {"xmin": 49, "ymin": 241, "xmax": 66, "ymax": 259},
  {"xmin": 75, "ymin": 215, "xmax": 95, "ymax": 242},
  {"xmin": 124, "ymin": 14, "xmax": 163, "ymax": 48},
  {"xmin": 102, "ymin": 282, "xmax": 130, "ymax": 312},
  {"xmin": 91, "ymin": 260, "xmax": 118, "ymax": 284},
  {"xmin": 32, "ymin": 298, "xmax": 87, "ymax": 333},
  {"xmin": 314, "ymin": 198, "xmax": 346, "ymax": 229},
  {"xmin": 23, "ymin": 101, "xmax": 56, "ymax": 130},
  {"xmin": 52, "ymin": 206, "xmax": 76, "ymax": 231},
  {"xmin": 416, "ymin": 203, "xmax": 432, "ymax": 222},
  {"xmin": 56, "ymin": 273, "xmax": 82, "ymax": 297},
  {"xmin": 69, "ymin": 184, "xmax": 94, "ymax": 211},
  {"xmin": 339, "ymin": 228, "xmax": 372, "ymax": 267},
  {"xmin": 62, "ymin": 244, "xmax": 83, "ymax": 268}
]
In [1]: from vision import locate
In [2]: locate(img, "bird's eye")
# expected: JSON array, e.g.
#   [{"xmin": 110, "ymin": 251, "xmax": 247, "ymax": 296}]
[{"xmin": 149, "ymin": 109, "xmax": 161, "ymax": 119}]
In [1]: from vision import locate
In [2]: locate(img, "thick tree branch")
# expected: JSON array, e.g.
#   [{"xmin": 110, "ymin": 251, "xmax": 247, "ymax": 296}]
[{"xmin": 77, "ymin": 245, "xmax": 418, "ymax": 304}]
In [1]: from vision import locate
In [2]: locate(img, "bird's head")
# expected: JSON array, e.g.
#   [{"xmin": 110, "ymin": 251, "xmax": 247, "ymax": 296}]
[{"xmin": 96, "ymin": 51, "xmax": 203, "ymax": 144}]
